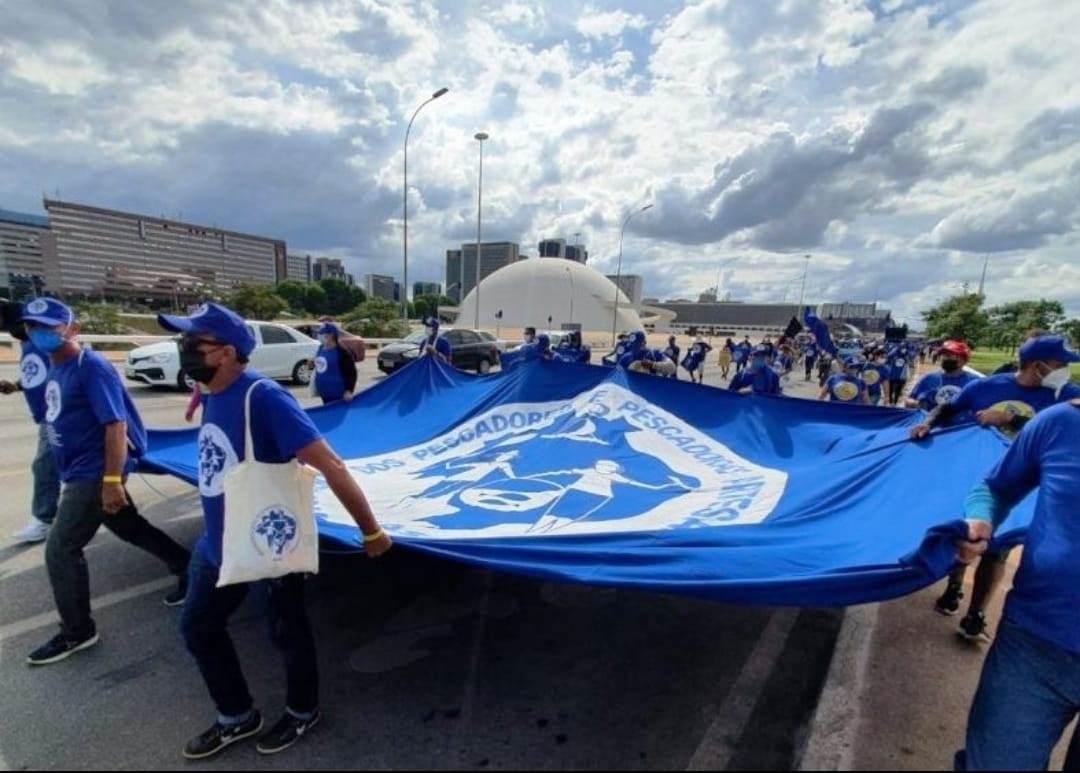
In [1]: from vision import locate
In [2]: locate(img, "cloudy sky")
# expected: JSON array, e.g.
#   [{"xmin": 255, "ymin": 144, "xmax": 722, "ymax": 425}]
[{"xmin": 2, "ymin": 0, "xmax": 1078, "ymax": 324}]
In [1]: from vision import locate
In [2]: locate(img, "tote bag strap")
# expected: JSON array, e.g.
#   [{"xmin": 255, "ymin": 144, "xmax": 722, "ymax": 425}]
[{"xmin": 242, "ymin": 379, "xmax": 271, "ymax": 462}]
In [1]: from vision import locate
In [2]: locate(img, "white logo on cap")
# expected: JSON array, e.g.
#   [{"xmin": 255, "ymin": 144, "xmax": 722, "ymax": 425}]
[
  {"xmin": 26, "ymin": 299, "xmax": 49, "ymax": 315},
  {"xmin": 191, "ymin": 304, "xmax": 211, "ymax": 319}
]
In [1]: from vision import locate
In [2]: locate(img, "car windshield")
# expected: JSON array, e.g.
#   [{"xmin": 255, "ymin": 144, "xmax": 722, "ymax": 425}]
[{"xmin": 403, "ymin": 331, "xmax": 427, "ymax": 344}]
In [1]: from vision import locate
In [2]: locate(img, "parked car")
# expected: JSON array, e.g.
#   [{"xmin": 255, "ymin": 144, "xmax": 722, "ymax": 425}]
[
  {"xmin": 477, "ymin": 330, "xmax": 513, "ymax": 353},
  {"xmin": 378, "ymin": 329, "xmax": 501, "ymax": 375},
  {"xmin": 291, "ymin": 323, "xmax": 366, "ymax": 362},
  {"xmin": 125, "ymin": 321, "xmax": 319, "ymax": 391}
]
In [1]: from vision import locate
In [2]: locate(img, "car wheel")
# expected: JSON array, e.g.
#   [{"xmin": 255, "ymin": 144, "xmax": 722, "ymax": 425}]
[
  {"xmin": 292, "ymin": 360, "xmax": 313, "ymax": 385},
  {"xmin": 177, "ymin": 369, "xmax": 196, "ymax": 392},
  {"xmin": 477, "ymin": 358, "xmax": 492, "ymax": 375}
]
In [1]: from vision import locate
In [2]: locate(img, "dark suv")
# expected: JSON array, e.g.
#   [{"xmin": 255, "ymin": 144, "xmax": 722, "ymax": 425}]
[{"xmin": 378, "ymin": 329, "xmax": 501, "ymax": 374}]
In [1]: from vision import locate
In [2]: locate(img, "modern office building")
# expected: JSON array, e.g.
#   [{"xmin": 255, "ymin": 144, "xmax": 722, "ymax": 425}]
[
  {"xmin": 284, "ymin": 253, "xmax": 312, "ymax": 283},
  {"xmin": 0, "ymin": 208, "xmax": 54, "ymax": 298},
  {"xmin": 444, "ymin": 242, "xmax": 520, "ymax": 304},
  {"xmin": 605, "ymin": 274, "xmax": 644, "ymax": 306},
  {"xmin": 42, "ymin": 198, "xmax": 286, "ymax": 301},
  {"xmin": 312, "ymin": 257, "xmax": 349, "ymax": 283},
  {"xmin": 539, "ymin": 238, "xmax": 587, "ymax": 263},
  {"xmin": 365, "ymin": 273, "xmax": 396, "ymax": 301},
  {"xmin": 413, "ymin": 281, "xmax": 441, "ymax": 298}
]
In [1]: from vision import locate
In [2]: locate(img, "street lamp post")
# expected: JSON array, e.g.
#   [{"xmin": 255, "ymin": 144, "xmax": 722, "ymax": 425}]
[
  {"xmin": 402, "ymin": 87, "xmax": 449, "ymax": 324},
  {"xmin": 611, "ymin": 204, "xmax": 653, "ymax": 347},
  {"xmin": 473, "ymin": 131, "xmax": 488, "ymax": 330},
  {"xmin": 798, "ymin": 254, "xmax": 811, "ymax": 309},
  {"xmin": 566, "ymin": 265, "xmax": 575, "ymax": 325}
]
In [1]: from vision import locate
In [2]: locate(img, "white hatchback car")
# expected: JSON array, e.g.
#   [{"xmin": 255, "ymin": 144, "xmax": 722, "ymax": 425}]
[{"xmin": 125, "ymin": 321, "xmax": 319, "ymax": 391}]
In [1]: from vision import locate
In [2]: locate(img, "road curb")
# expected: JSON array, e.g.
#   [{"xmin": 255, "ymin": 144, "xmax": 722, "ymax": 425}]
[{"xmin": 798, "ymin": 603, "xmax": 880, "ymax": 771}]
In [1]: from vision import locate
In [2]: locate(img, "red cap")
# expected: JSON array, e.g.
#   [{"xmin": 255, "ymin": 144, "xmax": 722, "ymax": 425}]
[{"xmin": 941, "ymin": 340, "xmax": 971, "ymax": 359}]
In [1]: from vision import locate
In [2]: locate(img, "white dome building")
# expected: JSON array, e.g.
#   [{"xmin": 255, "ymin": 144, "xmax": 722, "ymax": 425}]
[{"xmin": 455, "ymin": 259, "xmax": 644, "ymax": 333}]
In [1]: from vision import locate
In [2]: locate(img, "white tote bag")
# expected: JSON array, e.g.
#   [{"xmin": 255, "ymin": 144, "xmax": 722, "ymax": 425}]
[{"xmin": 217, "ymin": 380, "xmax": 320, "ymax": 587}]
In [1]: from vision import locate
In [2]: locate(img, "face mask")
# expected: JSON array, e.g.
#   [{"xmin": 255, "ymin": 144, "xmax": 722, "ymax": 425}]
[
  {"xmin": 1041, "ymin": 366, "xmax": 1072, "ymax": 396},
  {"xmin": 179, "ymin": 339, "xmax": 222, "ymax": 384},
  {"xmin": 319, "ymin": 335, "xmax": 332, "ymax": 346},
  {"xmin": 29, "ymin": 328, "xmax": 65, "ymax": 354},
  {"xmin": 941, "ymin": 359, "xmax": 961, "ymax": 373},
  {"xmin": 425, "ymin": 327, "xmax": 436, "ymax": 339}
]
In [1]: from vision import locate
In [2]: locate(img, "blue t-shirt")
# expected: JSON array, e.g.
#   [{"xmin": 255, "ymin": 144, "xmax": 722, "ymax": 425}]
[
  {"xmin": 426, "ymin": 334, "xmax": 452, "ymax": 360},
  {"xmin": 19, "ymin": 340, "xmax": 50, "ymax": 424},
  {"xmin": 860, "ymin": 364, "xmax": 890, "ymax": 399},
  {"xmin": 948, "ymin": 373, "xmax": 1080, "ymax": 437},
  {"xmin": 910, "ymin": 370, "xmax": 981, "ymax": 412},
  {"xmin": 734, "ymin": 343, "xmax": 752, "ymax": 363},
  {"xmin": 45, "ymin": 349, "xmax": 132, "ymax": 482},
  {"xmin": 730, "ymin": 367, "xmax": 782, "ymax": 396},
  {"xmin": 887, "ymin": 348, "xmax": 909, "ymax": 382},
  {"xmin": 196, "ymin": 371, "xmax": 323, "ymax": 566},
  {"xmin": 985, "ymin": 402, "xmax": 1080, "ymax": 654},
  {"xmin": 825, "ymin": 374, "xmax": 865, "ymax": 403},
  {"xmin": 804, "ymin": 344, "xmax": 818, "ymax": 362},
  {"xmin": 313, "ymin": 346, "xmax": 345, "ymax": 403}
]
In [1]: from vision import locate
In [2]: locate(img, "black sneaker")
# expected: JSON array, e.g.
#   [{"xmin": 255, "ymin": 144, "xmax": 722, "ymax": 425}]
[
  {"xmin": 934, "ymin": 582, "xmax": 964, "ymax": 617},
  {"xmin": 959, "ymin": 612, "xmax": 993, "ymax": 644},
  {"xmin": 27, "ymin": 630, "xmax": 99, "ymax": 666},
  {"xmin": 256, "ymin": 710, "xmax": 322, "ymax": 755},
  {"xmin": 182, "ymin": 711, "xmax": 263, "ymax": 760},
  {"xmin": 163, "ymin": 576, "xmax": 188, "ymax": 608}
]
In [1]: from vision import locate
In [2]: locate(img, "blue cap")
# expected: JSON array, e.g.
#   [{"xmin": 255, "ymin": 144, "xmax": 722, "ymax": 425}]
[
  {"xmin": 20, "ymin": 297, "xmax": 74, "ymax": 327},
  {"xmin": 752, "ymin": 345, "xmax": 770, "ymax": 356},
  {"xmin": 423, "ymin": 316, "xmax": 439, "ymax": 329},
  {"xmin": 158, "ymin": 303, "xmax": 256, "ymax": 358},
  {"xmin": 1019, "ymin": 335, "xmax": 1080, "ymax": 366},
  {"xmin": 844, "ymin": 355, "xmax": 864, "ymax": 368},
  {"xmin": 317, "ymin": 323, "xmax": 339, "ymax": 336}
]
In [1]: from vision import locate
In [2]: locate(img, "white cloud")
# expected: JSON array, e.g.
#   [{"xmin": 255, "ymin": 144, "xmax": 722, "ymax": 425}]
[{"xmin": 576, "ymin": 7, "xmax": 648, "ymax": 40}]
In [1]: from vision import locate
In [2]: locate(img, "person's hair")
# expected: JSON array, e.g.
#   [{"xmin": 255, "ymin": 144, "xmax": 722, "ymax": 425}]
[{"xmin": 1024, "ymin": 328, "xmax": 1048, "ymax": 341}]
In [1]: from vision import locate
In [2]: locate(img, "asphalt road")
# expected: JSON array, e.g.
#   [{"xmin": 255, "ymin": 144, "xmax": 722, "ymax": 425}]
[{"xmin": 0, "ymin": 358, "xmax": 839, "ymax": 770}]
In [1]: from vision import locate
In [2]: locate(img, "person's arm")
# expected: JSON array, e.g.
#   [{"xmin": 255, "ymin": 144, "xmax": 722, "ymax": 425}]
[
  {"xmin": 956, "ymin": 417, "xmax": 1043, "ymax": 562},
  {"xmin": 818, "ymin": 384, "xmax": 830, "ymax": 401},
  {"xmin": 0, "ymin": 379, "xmax": 20, "ymax": 394},
  {"xmin": 102, "ymin": 421, "xmax": 129, "ymax": 514},
  {"xmin": 185, "ymin": 386, "xmax": 202, "ymax": 422},
  {"xmin": 339, "ymin": 349, "xmax": 358, "ymax": 397},
  {"xmin": 296, "ymin": 439, "xmax": 391, "ymax": 557}
]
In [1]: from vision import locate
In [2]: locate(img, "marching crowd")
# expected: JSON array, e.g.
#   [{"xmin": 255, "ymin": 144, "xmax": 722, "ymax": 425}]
[{"xmin": 3, "ymin": 298, "xmax": 1080, "ymax": 769}]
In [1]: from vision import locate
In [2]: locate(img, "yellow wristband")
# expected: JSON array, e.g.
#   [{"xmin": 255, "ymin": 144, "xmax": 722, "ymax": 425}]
[
  {"xmin": 102, "ymin": 475, "xmax": 123, "ymax": 484},
  {"xmin": 362, "ymin": 529, "xmax": 385, "ymax": 543}
]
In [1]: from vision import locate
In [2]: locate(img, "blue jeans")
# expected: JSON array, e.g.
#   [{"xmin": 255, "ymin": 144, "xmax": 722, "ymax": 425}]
[
  {"xmin": 961, "ymin": 619, "xmax": 1080, "ymax": 770},
  {"xmin": 31, "ymin": 423, "xmax": 60, "ymax": 524},
  {"xmin": 180, "ymin": 552, "xmax": 319, "ymax": 721}
]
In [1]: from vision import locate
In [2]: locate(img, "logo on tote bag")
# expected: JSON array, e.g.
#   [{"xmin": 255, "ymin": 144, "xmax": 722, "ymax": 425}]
[{"xmin": 252, "ymin": 506, "xmax": 300, "ymax": 560}]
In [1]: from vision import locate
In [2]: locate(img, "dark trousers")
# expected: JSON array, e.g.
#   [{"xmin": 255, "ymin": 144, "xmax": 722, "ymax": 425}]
[
  {"xmin": 46, "ymin": 480, "xmax": 191, "ymax": 639},
  {"xmin": 181, "ymin": 552, "xmax": 319, "ymax": 719},
  {"xmin": 889, "ymin": 379, "xmax": 907, "ymax": 405}
]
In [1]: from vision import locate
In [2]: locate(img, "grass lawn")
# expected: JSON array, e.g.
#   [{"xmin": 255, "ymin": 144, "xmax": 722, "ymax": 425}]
[{"xmin": 969, "ymin": 348, "xmax": 1080, "ymax": 383}]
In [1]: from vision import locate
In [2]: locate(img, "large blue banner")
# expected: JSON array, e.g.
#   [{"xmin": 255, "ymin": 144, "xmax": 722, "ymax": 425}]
[{"xmin": 140, "ymin": 357, "xmax": 1032, "ymax": 607}]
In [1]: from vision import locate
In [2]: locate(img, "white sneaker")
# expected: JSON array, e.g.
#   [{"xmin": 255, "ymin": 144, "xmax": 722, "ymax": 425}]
[{"xmin": 12, "ymin": 519, "xmax": 50, "ymax": 544}]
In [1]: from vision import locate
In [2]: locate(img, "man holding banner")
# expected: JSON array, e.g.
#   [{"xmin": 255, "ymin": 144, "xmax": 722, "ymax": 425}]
[{"xmin": 156, "ymin": 303, "xmax": 392, "ymax": 760}]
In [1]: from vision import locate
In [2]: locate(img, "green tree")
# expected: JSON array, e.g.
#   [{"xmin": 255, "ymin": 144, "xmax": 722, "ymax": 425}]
[
  {"xmin": 71, "ymin": 301, "xmax": 124, "ymax": 334},
  {"xmin": 340, "ymin": 298, "xmax": 408, "ymax": 338},
  {"xmin": 274, "ymin": 280, "xmax": 309, "ymax": 311},
  {"xmin": 319, "ymin": 278, "xmax": 363, "ymax": 315},
  {"xmin": 303, "ymin": 284, "xmax": 327, "ymax": 315},
  {"xmin": 225, "ymin": 284, "xmax": 288, "ymax": 320},
  {"xmin": 921, "ymin": 293, "xmax": 990, "ymax": 344},
  {"xmin": 986, "ymin": 300, "xmax": 1066, "ymax": 350},
  {"xmin": 412, "ymin": 294, "xmax": 455, "ymax": 321},
  {"xmin": 1057, "ymin": 318, "xmax": 1080, "ymax": 349}
]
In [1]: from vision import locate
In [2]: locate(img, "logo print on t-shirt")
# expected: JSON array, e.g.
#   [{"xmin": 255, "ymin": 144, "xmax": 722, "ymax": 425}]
[
  {"xmin": 314, "ymin": 356, "xmax": 328, "ymax": 374},
  {"xmin": 44, "ymin": 381, "xmax": 62, "ymax": 422},
  {"xmin": 20, "ymin": 354, "xmax": 48, "ymax": 390},
  {"xmin": 935, "ymin": 385, "xmax": 963, "ymax": 405},
  {"xmin": 862, "ymin": 369, "xmax": 881, "ymax": 386},
  {"xmin": 833, "ymin": 381, "xmax": 860, "ymax": 402},
  {"xmin": 197, "ymin": 423, "xmax": 239, "ymax": 496},
  {"xmin": 989, "ymin": 400, "xmax": 1036, "ymax": 439}
]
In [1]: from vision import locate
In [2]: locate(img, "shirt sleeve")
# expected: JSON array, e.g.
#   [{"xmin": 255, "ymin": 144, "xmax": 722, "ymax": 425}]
[
  {"xmin": 82, "ymin": 353, "xmax": 127, "ymax": 426},
  {"xmin": 984, "ymin": 410, "xmax": 1046, "ymax": 503},
  {"xmin": 251, "ymin": 381, "xmax": 323, "ymax": 461},
  {"xmin": 338, "ymin": 350, "xmax": 358, "ymax": 393}
]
